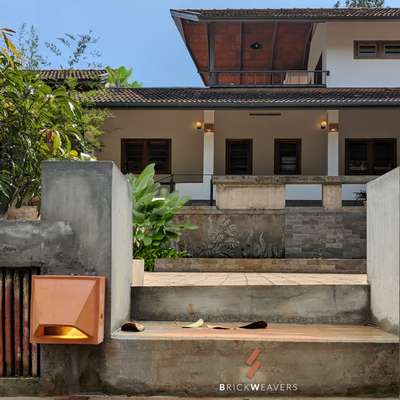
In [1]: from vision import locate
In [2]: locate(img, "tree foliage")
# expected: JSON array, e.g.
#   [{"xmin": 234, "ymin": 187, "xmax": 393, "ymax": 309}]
[
  {"xmin": 128, "ymin": 164, "xmax": 197, "ymax": 270},
  {"xmin": 334, "ymin": 0, "xmax": 385, "ymax": 7},
  {"xmin": 105, "ymin": 66, "xmax": 142, "ymax": 88},
  {"xmin": 0, "ymin": 30, "xmax": 108, "ymax": 210}
]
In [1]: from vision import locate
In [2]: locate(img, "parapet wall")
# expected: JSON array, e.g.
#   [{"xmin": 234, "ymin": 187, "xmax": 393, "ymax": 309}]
[
  {"xmin": 175, "ymin": 206, "xmax": 366, "ymax": 259},
  {"xmin": 367, "ymin": 167, "xmax": 400, "ymax": 335}
]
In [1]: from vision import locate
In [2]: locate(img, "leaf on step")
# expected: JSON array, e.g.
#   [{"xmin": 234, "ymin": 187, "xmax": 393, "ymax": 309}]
[
  {"xmin": 182, "ymin": 319, "xmax": 205, "ymax": 328},
  {"xmin": 121, "ymin": 321, "xmax": 145, "ymax": 332},
  {"xmin": 206, "ymin": 324, "xmax": 230, "ymax": 330},
  {"xmin": 239, "ymin": 321, "xmax": 268, "ymax": 329}
]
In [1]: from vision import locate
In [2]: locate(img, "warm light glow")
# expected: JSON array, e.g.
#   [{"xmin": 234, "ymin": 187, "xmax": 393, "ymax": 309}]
[
  {"xmin": 43, "ymin": 326, "xmax": 88, "ymax": 339},
  {"xmin": 195, "ymin": 121, "xmax": 202, "ymax": 130},
  {"xmin": 320, "ymin": 120, "xmax": 327, "ymax": 130}
]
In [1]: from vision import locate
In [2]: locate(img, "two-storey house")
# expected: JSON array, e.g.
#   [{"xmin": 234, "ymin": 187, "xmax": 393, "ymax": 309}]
[{"xmin": 93, "ymin": 7, "xmax": 400, "ymax": 202}]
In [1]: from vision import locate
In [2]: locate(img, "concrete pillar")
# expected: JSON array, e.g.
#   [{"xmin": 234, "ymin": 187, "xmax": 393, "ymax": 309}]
[
  {"xmin": 41, "ymin": 161, "xmax": 132, "ymax": 336},
  {"xmin": 322, "ymin": 183, "xmax": 342, "ymax": 209},
  {"xmin": 203, "ymin": 110, "xmax": 215, "ymax": 176},
  {"xmin": 327, "ymin": 110, "xmax": 339, "ymax": 176}
]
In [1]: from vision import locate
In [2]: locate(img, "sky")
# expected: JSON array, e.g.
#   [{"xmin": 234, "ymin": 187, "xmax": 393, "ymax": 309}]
[{"xmin": 3, "ymin": 0, "xmax": 400, "ymax": 87}]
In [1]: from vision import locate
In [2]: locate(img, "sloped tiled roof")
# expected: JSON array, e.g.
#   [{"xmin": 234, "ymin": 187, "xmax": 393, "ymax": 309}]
[
  {"xmin": 88, "ymin": 87, "xmax": 400, "ymax": 108},
  {"xmin": 37, "ymin": 69, "xmax": 108, "ymax": 83},
  {"xmin": 172, "ymin": 8, "xmax": 400, "ymax": 20}
]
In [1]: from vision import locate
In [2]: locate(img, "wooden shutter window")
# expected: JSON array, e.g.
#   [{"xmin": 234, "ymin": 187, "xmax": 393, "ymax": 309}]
[
  {"xmin": 121, "ymin": 139, "xmax": 171, "ymax": 174},
  {"xmin": 274, "ymin": 139, "xmax": 301, "ymax": 175},
  {"xmin": 226, "ymin": 139, "xmax": 253, "ymax": 175},
  {"xmin": 345, "ymin": 139, "xmax": 397, "ymax": 175}
]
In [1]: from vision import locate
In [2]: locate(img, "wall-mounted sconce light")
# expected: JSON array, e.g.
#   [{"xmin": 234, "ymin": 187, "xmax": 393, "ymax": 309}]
[
  {"xmin": 195, "ymin": 121, "xmax": 203, "ymax": 130},
  {"xmin": 204, "ymin": 123, "xmax": 215, "ymax": 133},
  {"xmin": 30, "ymin": 275, "xmax": 105, "ymax": 345},
  {"xmin": 329, "ymin": 123, "xmax": 339, "ymax": 132},
  {"xmin": 320, "ymin": 120, "xmax": 327, "ymax": 130}
]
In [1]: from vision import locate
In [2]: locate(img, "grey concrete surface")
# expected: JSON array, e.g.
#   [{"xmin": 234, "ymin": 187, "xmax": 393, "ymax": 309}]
[
  {"xmin": 86, "ymin": 329, "xmax": 398, "ymax": 397},
  {"xmin": 41, "ymin": 161, "xmax": 132, "ymax": 335},
  {"xmin": 155, "ymin": 258, "xmax": 366, "ymax": 273},
  {"xmin": 131, "ymin": 284, "xmax": 370, "ymax": 323},
  {"xmin": 0, "ymin": 220, "xmax": 78, "ymax": 268},
  {"xmin": 367, "ymin": 168, "xmax": 400, "ymax": 335}
]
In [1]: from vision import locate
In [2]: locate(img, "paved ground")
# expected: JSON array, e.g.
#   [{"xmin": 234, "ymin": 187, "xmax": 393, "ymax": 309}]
[
  {"xmin": 141, "ymin": 272, "xmax": 367, "ymax": 287},
  {"xmin": 113, "ymin": 322, "xmax": 398, "ymax": 343}
]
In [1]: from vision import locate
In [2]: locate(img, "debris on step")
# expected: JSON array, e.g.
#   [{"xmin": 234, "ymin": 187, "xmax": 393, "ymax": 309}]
[
  {"xmin": 181, "ymin": 320, "xmax": 268, "ymax": 330},
  {"xmin": 182, "ymin": 319, "xmax": 205, "ymax": 328},
  {"xmin": 240, "ymin": 320, "xmax": 268, "ymax": 329},
  {"xmin": 121, "ymin": 321, "xmax": 145, "ymax": 332}
]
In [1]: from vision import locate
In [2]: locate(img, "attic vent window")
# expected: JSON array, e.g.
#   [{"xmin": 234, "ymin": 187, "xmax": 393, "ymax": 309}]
[
  {"xmin": 354, "ymin": 41, "xmax": 400, "ymax": 59},
  {"xmin": 384, "ymin": 43, "xmax": 400, "ymax": 56},
  {"xmin": 250, "ymin": 42, "xmax": 262, "ymax": 50}
]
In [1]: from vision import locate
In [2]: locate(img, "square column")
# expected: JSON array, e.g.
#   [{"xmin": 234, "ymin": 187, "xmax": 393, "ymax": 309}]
[{"xmin": 327, "ymin": 110, "xmax": 339, "ymax": 176}]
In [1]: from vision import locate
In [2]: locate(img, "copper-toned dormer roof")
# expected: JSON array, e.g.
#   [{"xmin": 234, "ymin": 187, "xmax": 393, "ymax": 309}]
[
  {"xmin": 171, "ymin": 8, "xmax": 400, "ymax": 87},
  {"xmin": 89, "ymin": 87, "xmax": 400, "ymax": 108},
  {"xmin": 171, "ymin": 8, "xmax": 400, "ymax": 21}
]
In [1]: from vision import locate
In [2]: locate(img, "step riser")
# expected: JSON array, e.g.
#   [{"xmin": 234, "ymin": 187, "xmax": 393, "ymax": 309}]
[
  {"xmin": 92, "ymin": 339, "xmax": 398, "ymax": 396},
  {"xmin": 155, "ymin": 258, "xmax": 366, "ymax": 273},
  {"xmin": 131, "ymin": 285, "xmax": 370, "ymax": 323}
]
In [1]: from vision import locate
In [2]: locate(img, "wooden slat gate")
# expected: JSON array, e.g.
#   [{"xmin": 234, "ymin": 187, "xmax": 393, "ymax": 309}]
[{"xmin": 0, "ymin": 268, "xmax": 39, "ymax": 377}]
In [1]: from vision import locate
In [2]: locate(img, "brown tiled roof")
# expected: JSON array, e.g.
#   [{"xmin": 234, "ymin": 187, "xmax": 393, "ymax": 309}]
[
  {"xmin": 172, "ymin": 8, "xmax": 400, "ymax": 20},
  {"xmin": 37, "ymin": 69, "xmax": 108, "ymax": 83},
  {"xmin": 89, "ymin": 87, "xmax": 400, "ymax": 108}
]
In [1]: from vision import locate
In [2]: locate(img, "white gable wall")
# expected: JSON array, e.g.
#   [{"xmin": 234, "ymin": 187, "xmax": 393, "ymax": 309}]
[{"xmin": 309, "ymin": 21, "xmax": 400, "ymax": 87}]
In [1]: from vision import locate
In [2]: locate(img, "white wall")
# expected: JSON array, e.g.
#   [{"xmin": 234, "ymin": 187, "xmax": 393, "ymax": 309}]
[
  {"xmin": 322, "ymin": 21, "xmax": 400, "ymax": 87},
  {"xmin": 367, "ymin": 168, "xmax": 399, "ymax": 335}
]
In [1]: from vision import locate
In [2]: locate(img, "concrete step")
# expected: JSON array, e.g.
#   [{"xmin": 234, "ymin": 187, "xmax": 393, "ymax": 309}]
[
  {"xmin": 131, "ymin": 272, "xmax": 369, "ymax": 323},
  {"xmin": 155, "ymin": 258, "xmax": 366, "ymax": 273},
  {"xmin": 109, "ymin": 322, "xmax": 399, "ymax": 396}
]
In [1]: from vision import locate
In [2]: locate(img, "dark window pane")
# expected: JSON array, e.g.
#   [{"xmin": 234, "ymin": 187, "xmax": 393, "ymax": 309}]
[
  {"xmin": 358, "ymin": 43, "xmax": 377, "ymax": 56},
  {"xmin": 122, "ymin": 139, "xmax": 171, "ymax": 174},
  {"xmin": 348, "ymin": 142, "xmax": 368, "ymax": 175},
  {"xmin": 148, "ymin": 140, "xmax": 170, "ymax": 173},
  {"xmin": 275, "ymin": 140, "xmax": 301, "ymax": 175},
  {"xmin": 124, "ymin": 141, "xmax": 144, "ymax": 173},
  {"xmin": 226, "ymin": 140, "xmax": 252, "ymax": 175},
  {"xmin": 384, "ymin": 44, "xmax": 400, "ymax": 56},
  {"xmin": 373, "ymin": 141, "xmax": 395, "ymax": 174}
]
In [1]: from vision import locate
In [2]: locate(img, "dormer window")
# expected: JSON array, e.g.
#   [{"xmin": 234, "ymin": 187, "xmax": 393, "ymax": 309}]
[{"xmin": 355, "ymin": 41, "xmax": 400, "ymax": 59}]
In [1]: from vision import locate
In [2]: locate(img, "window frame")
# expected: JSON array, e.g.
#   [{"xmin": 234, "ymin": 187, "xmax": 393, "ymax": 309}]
[
  {"xmin": 354, "ymin": 40, "xmax": 400, "ymax": 60},
  {"xmin": 274, "ymin": 139, "xmax": 302, "ymax": 175},
  {"xmin": 345, "ymin": 138, "xmax": 397, "ymax": 175},
  {"xmin": 121, "ymin": 138, "xmax": 172, "ymax": 174},
  {"xmin": 225, "ymin": 139, "xmax": 253, "ymax": 175}
]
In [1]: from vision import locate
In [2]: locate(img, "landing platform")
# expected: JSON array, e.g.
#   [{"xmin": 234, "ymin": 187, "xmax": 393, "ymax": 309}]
[
  {"xmin": 113, "ymin": 322, "xmax": 398, "ymax": 343},
  {"xmin": 141, "ymin": 272, "xmax": 367, "ymax": 287}
]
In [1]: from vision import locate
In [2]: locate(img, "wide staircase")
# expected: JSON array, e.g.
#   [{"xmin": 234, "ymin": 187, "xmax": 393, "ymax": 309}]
[{"xmin": 116, "ymin": 258, "xmax": 399, "ymax": 397}]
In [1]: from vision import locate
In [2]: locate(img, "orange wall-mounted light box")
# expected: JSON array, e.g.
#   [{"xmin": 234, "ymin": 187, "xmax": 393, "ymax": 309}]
[{"xmin": 30, "ymin": 275, "xmax": 105, "ymax": 345}]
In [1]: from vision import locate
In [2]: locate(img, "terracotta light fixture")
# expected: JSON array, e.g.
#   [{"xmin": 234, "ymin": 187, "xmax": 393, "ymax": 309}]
[
  {"xmin": 329, "ymin": 122, "xmax": 339, "ymax": 132},
  {"xmin": 30, "ymin": 275, "xmax": 105, "ymax": 345},
  {"xmin": 204, "ymin": 123, "xmax": 215, "ymax": 133}
]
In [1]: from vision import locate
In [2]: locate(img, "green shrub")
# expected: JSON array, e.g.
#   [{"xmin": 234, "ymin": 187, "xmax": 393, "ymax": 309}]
[{"xmin": 127, "ymin": 164, "xmax": 197, "ymax": 271}]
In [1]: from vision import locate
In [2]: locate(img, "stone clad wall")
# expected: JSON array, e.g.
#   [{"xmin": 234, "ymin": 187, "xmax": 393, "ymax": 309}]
[
  {"xmin": 176, "ymin": 206, "xmax": 366, "ymax": 259},
  {"xmin": 285, "ymin": 208, "xmax": 366, "ymax": 258}
]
